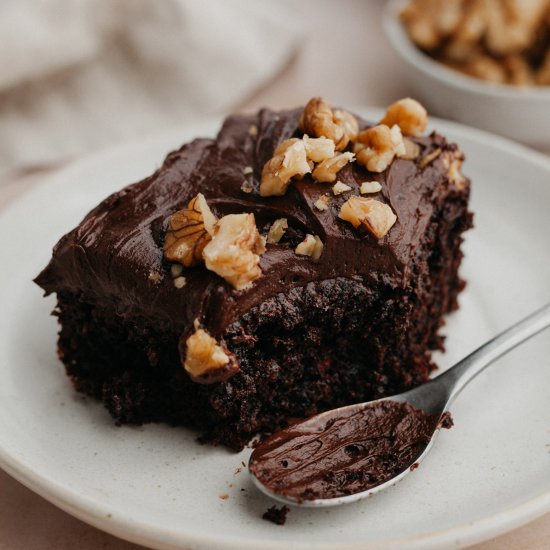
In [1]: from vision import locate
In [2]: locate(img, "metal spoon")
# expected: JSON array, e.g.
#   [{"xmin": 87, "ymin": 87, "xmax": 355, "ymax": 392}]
[{"xmin": 249, "ymin": 303, "xmax": 550, "ymax": 507}]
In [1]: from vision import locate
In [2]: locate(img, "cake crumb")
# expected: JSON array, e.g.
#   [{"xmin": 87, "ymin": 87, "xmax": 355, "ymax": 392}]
[
  {"xmin": 170, "ymin": 263, "xmax": 183, "ymax": 278},
  {"xmin": 262, "ymin": 505, "xmax": 290, "ymax": 525},
  {"xmin": 234, "ymin": 467, "xmax": 242, "ymax": 475},
  {"xmin": 439, "ymin": 411, "xmax": 454, "ymax": 429},
  {"xmin": 148, "ymin": 271, "xmax": 162, "ymax": 284},
  {"xmin": 241, "ymin": 181, "xmax": 254, "ymax": 194},
  {"xmin": 219, "ymin": 494, "xmax": 229, "ymax": 500}
]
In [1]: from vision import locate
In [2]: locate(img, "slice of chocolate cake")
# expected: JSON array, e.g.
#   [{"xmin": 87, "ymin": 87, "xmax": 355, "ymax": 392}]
[{"xmin": 35, "ymin": 97, "xmax": 472, "ymax": 450}]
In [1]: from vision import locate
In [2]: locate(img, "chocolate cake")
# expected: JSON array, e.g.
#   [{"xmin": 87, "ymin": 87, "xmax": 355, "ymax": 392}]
[{"xmin": 35, "ymin": 97, "xmax": 472, "ymax": 450}]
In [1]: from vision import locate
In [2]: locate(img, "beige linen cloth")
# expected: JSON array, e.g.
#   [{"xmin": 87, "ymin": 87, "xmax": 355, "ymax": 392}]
[{"xmin": 0, "ymin": 0, "xmax": 301, "ymax": 180}]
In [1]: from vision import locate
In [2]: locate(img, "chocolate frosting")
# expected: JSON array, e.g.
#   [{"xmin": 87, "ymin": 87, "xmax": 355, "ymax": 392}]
[
  {"xmin": 35, "ymin": 107, "xmax": 464, "ymax": 351},
  {"xmin": 249, "ymin": 400, "xmax": 453, "ymax": 502}
]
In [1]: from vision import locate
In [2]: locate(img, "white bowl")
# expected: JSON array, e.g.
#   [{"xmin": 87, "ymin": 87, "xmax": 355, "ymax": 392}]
[{"xmin": 384, "ymin": 0, "xmax": 550, "ymax": 149}]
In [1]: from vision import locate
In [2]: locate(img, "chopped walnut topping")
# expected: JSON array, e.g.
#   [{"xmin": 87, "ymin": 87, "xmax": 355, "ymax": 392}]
[
  {"xmin": 312, "ymin": 152, "xmax": 354, "ymax": 183},
  {"xmin": 399, "ymin": 138, "xmax": 421, "ymax": 160},
  {"xmin": 314, "ymin": 194, "xmax": 330, "ymax": 211},
  {"xmin": 260, "ymin": 139, "xmax": 311, "ymax": 197},
  {"xmin": 249, "ymin": 124, "xmax": 258, "ymax": 137},
  {"xmin": 164, "ymin": 193, "xmax": 217, "ymax": 267},
  {"xmin": 203, "ymin": 213, "xmax": 266, "ymax": 290},
  {"xmin": 380, "ymin": 98, "xmax": 428, "ymax": 137},
  {"xmin": 266, "ymin": 218, "xmax": 288, "ymax": 244},
  {"xmin": 334, "ymin": 109, "xmax": 360, "ymax": 146},
  {"xmin": 303, "ymin": 135, "xmax": 336, "ymax": 163},
  {"xmin": 184, "ymin": 325, "xmax": 230, "ymax": 378},
  {"xmin": 332, "ymin": 181, "xmax": 352, "ymax": 195},
  {"xmin": 419, "ymin": 147, "xmax": 442, "ymax": 169},
  {"xmin": 447, "ymin": 158, "xmax": 467, "ymax": 189},
  {"xmin": 442, "ymin": 151, "xmax": 468, "ymax": 190},
  {"xmin": 354, "ymin": 124, "xmax": 406, "ymax": 173},
  {"xmin": 360, "ymin": 181, "xmax": 382, "ymax": 194},
  {"xmin": 295, "ymin": 234, "xmax": 324, "ymax": 261},
  {"xmin": 299, "ymin": 97, "xmax": 358, "ymax": 151},
  {"xmin": 173, "ymin": 276, "xmax": 187, "ymax": 289},
  {"xmin": 243, "ymin": 166, "xmax": 253, "ymax": 175},
  {"xmin": 339, "ymin": 196, "xmax": 397, "ymax": 239}
]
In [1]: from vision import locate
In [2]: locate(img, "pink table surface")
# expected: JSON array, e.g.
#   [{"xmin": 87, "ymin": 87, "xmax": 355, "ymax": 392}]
[{"xmin": 2, "ymin": 1, "xmax": 549, "ymax": 548}]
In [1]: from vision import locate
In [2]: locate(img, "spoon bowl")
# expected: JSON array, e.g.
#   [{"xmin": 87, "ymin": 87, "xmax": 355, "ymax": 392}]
[{"xmin": 249, "ymin": 303, "xmax": 550, "ymax": 507}]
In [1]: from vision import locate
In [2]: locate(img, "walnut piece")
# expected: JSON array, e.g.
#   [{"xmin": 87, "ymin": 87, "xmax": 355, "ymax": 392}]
[
  {"xmin": 460, "ymin": 53, "xmax": 508, "ymax": 83},
  {"xmin": 312, "ymin": 152, "xmax": 354, "ymax": 183},
  {"xmin": 303, "ymin": 135, "xmax": 336, "ymax": 162},
  {"xmin": 399, "ymin": 138, "xmax": 421, "ymax": 160},
  {"xmin": 164, "ymin": 193, "xmax": 217, "ymax": 267},
  {"xmin": 260, "ymin": 139, "xmax": 311, "ymax": 197},
  {"xmin": 400, "ymin": 0, "xmax": 459, "ymax": 50},
  {"xmin": 360, "ymin": 181, "xmax": 382, "ymax": 194},
  {"xmin": 266, "ymin": 218, "xmax": 288, "ymax": 244},
  {"xmin": 418, "ymin": 147, "xmax": 442, "ymax": 169},
  {"xmin": 184, "ymin": 326, "xmax": 229, "ymax": 378},
  {"xmin": 484, "ymin": 0, "xmax": 548, "ymax": 57},
  {"xmin": 202, "ymin": 213, "xmax": 266, "ymax": 290},
  {"xmin": 332, "ymin": 181, "xmax": 352, "ymax": 195},
  {"xmin": 339, "ymin": 196, "xmax": 397, "ymax": 239},
  {"xmin": 380, "ymin": 98, "xmax": 428, "ymax": 137},
  {"xmin": 299, "ymin": 97, "xmax": 358, "ymax": 151},
  {"xmin": 314, "ymin": 194, "xmax": 330, "ymax": 211},
  {"xmin": 173, "ymin": 276, "xmax": 187, "ymax": 289},
  {"xmin": 334, "ymin": 109, "xmax": 360, "ymax": 147},
  {"xmin": 353, "ymin": 124, "xmax": 406, "ymax": 173},
  {"xmin": 442, "ymin": 151, "xmax": 468, "ymax": 190},
  {"xmin": 295, "ymin": 234, "xmax": 324, "ymax": 261}
]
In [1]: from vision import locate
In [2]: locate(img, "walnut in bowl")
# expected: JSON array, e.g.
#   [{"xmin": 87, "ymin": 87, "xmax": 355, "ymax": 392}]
[{"xmin": 384, "ymin": 0, "xmax": 550, "ymax": 149}]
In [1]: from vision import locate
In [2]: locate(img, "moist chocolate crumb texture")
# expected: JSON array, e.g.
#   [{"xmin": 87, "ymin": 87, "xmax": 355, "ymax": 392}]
[{"xmin": 35, "ymin": 97, "xmax": 473, "ymax": 450}]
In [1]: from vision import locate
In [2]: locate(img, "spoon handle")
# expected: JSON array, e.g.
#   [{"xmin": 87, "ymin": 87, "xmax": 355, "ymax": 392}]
[{"xmin": 441, "ymin": 303, "xmax": 550, "ymax": 405}]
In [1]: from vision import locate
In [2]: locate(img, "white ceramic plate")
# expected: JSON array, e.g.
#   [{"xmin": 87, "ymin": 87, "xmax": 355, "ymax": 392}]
[{"xmin": 1, "ymin": 112, "xmax": 550, "ymax": 550}]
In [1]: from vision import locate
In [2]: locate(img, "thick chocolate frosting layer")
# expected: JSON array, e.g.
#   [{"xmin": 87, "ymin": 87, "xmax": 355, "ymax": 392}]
[
  {"xmin": 249, "ymin": 400, "xmax": 453, "ymax": 501},
  {"xmin": 35, "ymin": 107, "xmax": 463, "ymax": 340}
]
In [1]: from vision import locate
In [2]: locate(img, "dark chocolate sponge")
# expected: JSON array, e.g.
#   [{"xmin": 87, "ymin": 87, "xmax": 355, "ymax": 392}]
[{"xmin": 35, "ymin": 106, "xmax": 472, "ymax": 450}]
